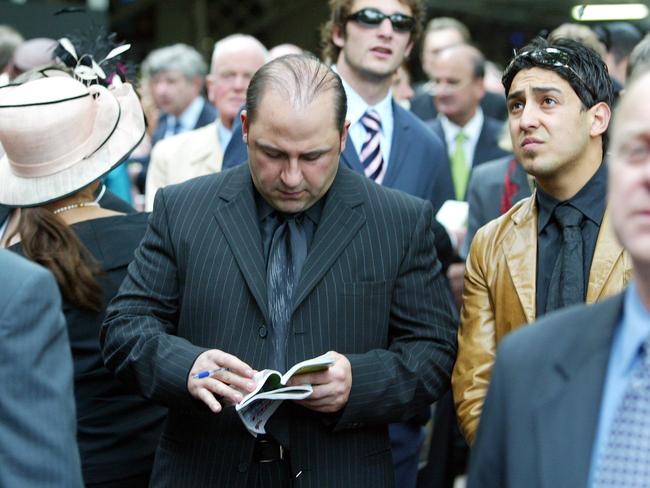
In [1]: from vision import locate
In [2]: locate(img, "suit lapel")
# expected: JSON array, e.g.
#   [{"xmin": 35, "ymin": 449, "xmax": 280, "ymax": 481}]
[
  {"xmin": 291, "ymin": 167, "xmax": 365, "ymax": 319},
  {"xmin": 533, "ymin": 295, "xmax": 623, "ymax": 488},
  {"xmin": 213, "ymin": 166, "xmax": 269, "ymax": 322},
  {"xmin": 503, "ymin": 196, "xmax": 538, "ymax": 322},
  {"xmin": 587, "ymin": 207, "xmax": 626, "ymax": 303}
]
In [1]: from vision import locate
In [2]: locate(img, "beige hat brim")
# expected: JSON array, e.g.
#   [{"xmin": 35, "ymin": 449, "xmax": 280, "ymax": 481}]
[{"xmin": 0, "ymin": 82, "xmax": 145, "ymax": 207}]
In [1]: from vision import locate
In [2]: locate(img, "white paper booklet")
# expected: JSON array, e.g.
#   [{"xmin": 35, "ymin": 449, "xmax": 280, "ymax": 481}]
[{"xmin": 235, "ymin": 354, "xmax": 334, "ymax": 436}]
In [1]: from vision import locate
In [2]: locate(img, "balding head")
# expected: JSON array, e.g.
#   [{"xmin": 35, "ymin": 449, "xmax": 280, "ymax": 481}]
[
  {"xmin": 432, "ymin": 44, "xmax": 486, "ymax": 126},
  {"xmin": 245, "ymin": 54, "xmax": 347, "ymax": 135},
  {"xmin": 206, "ymin": 34, "xmax": 268, "ymax": 129}
]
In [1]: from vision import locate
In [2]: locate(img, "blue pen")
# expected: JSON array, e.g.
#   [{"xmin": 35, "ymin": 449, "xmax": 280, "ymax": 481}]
[{"xmin": 192, "ymin": 368, "xmax": 229, "ymax": 380}]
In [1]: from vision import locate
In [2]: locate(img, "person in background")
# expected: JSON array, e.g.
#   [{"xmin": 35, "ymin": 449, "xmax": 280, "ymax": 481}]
[
  {"xmin": 0, "ymin": 25, "xmax": 23, "ymax": 86},
  {"xmin": 595, "ymin": 21, "xmax": 644, "ymax": 94},
  {"xmin": 145, "ymin": 34, "xmax": 268, "ymax": 211},
  {"xmin": 135, "ymin": 43, "xmax": 217, "ymax": 192},
  {"xmin": 0, "ymin": 69, "xmax": 166, "ymax": 488},
  {"xmin": 411, "ymin": 17, "xmax": 507, "ymax": 122},
  {"xmin": 392, "ymin": 62, "xmax": 415, "ymax": 109}
]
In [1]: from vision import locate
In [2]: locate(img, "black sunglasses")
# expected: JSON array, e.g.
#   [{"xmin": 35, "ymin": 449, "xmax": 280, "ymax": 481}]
[
  {"xmin": 346, "ymin": 8, "xmax": 416, "ymax": 33},
  {"xmin": 506, "ymin": 47, "xmax": 598, "ymax": 102}
]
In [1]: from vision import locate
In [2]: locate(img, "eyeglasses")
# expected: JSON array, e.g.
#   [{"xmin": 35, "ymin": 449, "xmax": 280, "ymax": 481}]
[
  {"xmin": 506, "ymin": 47, "xmax": 598, "ymax": 101},
  {"xmin": 346, "ymin": 8, "xmax": 416, "ymax": 33}
]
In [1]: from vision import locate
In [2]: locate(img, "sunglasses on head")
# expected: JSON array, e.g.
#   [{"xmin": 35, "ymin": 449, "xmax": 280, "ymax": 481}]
[
  {"xmin": 507, "ymin": 47, "xmax": 598, "ymax": 101},
  {"xmin": 346, "ymin": 8, "xmax": 416, "ymax": 33}
]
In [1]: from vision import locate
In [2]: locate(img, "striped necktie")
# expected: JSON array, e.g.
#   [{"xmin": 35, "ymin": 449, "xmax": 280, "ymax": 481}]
[{"xmin": 360, "ymin": 109, "xmax": 386, "ymax": 184}]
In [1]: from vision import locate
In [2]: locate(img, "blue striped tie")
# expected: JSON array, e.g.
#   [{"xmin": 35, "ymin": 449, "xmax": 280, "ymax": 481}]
[{"xmin": 360, "ymin": 109, "xmax": 386, "ymax": 184}]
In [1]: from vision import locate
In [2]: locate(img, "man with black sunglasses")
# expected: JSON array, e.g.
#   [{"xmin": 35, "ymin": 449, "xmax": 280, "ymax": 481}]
[
  {"xmin": 320, "ymin": 1, "xmax": 454, "ymax": 487},
  {"xmin": 453, "ymin": 37, "xmax": 632, "ymax": 446}
]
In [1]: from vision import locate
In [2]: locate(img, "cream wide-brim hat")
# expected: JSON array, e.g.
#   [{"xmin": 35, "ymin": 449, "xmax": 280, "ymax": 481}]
[{"xmin": 0, "ymin": 74, "xmax": 144, "ymax": 207}]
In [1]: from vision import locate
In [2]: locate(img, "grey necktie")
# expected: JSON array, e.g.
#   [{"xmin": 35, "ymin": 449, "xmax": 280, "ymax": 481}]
[
  {"xmin": 593, "ymin": 337, "xmax": 650, "ymax": 487},
  {"xmin": 545, "ymin": 204, "xmax": 585, "ymax": 313},
  {"xmin": 266, "ymin": 213, "xmax": 307, "ymax": 372}
]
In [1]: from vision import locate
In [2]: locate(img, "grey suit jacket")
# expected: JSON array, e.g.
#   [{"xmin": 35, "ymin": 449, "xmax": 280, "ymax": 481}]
[
  {"xmin": 460, "ymin": 155, "xmax": 531, "ymax": 259},
  {"xmin": 101, "ymin": 163, "xmax": 457, "ymax": 487},
  {"xmin": 0, "ymin": 250, "xmax": 83, "ymax": 487},
  {"xmin": 468, "ymin": 293, "xmax": 625, "ymax": 488}
]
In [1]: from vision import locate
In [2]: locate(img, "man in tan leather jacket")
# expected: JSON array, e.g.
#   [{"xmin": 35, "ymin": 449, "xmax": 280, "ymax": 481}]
[{"xmin": 452, "ymin": 37, "xmax": 633, "ymax": 444}]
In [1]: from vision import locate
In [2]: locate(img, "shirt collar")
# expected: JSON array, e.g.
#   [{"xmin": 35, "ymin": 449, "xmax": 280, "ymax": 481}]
[
  {"xmin": 617, "ymin": 282, "xmax": 650, "ymax": 376},
  {"xmin": 333, "ymin": 65, "xmax": 393, "ymax": 131},
  {"xmin": 166, "ymin": 96, "xmax": 205, "ymax": 133},
  {"xmin": 537, "ymin": 161, "xmax": 608, "ymax": 233},
  {"xmin": 255, "ymin": 188, "xmax": 324, "ymax": 226},
  {"xmin": 439, "ymin": 108, "xmax": 484, "ymax": 148}
]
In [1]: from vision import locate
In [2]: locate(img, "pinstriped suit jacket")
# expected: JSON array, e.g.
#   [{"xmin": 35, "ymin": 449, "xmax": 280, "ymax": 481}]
[{"xmin": 101, "ymin": 163, "xmax": 456, "ymax": 487}]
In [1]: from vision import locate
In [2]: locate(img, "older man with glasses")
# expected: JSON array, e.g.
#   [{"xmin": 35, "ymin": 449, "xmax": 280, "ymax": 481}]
[{"xmin": 452, "ymin": 37, "xmax": 632, "ymax": 445}]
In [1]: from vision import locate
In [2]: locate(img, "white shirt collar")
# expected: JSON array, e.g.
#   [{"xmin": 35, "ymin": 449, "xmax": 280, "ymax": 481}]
[
  {"xmin": 166, "ymin": 96, "xmax": 205, "ymax": 137},
  {"xmin": 439, "ymin": 108, "xmax": 483, "ymax": 147}
]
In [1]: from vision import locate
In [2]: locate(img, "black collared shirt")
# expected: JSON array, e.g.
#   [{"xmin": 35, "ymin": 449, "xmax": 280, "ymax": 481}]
[
  {"xmin": 535, "ymin": 162, "xmax": 607, "ymax": 316},
  {"xmin": 256, "ymin": 191, "xmax": 324, "ymax": 266}
]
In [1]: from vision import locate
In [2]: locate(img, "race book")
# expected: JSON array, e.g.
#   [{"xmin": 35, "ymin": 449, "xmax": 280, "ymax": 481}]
[{"xmin": 235, "ymin": 354, "xmax": 334, "ymax": 436}]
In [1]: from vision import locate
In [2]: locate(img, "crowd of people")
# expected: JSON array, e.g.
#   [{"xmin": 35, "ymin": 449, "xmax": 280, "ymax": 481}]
[{"xmin": 1, "ymin": 0, "xmax": 650, "ymax": 487}]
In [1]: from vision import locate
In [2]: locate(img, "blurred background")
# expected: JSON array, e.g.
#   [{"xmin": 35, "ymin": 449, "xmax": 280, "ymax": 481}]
[{"xmin": 3, "ymin": 0, "xmax": 650, "ymax": 83}]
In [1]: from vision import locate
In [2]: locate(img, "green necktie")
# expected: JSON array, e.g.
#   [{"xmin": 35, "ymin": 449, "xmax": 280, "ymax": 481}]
[{"xmin": 450, "ymin": 131, "xmax": 469, "ymax": 200}]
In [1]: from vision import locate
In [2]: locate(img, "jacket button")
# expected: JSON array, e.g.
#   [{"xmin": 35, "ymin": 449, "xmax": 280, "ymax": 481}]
[
  {"xmin": 258, "ymin": 325, "xmax": 268, "ymax": 338},
  {"xmin": 238, "ymin": 462, "xmax": 248, "ymax": 472}
]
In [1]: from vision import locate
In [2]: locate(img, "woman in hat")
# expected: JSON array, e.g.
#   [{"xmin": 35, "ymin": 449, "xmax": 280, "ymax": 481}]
[{"xmin": 0, "ymin": 73, "xmax": 166, "ymax": 488}]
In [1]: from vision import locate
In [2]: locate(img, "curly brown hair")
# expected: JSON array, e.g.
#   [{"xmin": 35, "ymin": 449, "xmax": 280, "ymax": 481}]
[{"xmin": 320, "ymin": 0, "xmax": 425, "ymax": 64}]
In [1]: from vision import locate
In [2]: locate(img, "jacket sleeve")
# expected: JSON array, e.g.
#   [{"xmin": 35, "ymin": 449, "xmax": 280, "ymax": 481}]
[
  {"xmin": 101, "ymin": 188, "xmax": 207, "ymax": 412},
  {"xmin": 144, "ymin": 141, "xmax": 170, "ymax": 212},
  {"xmin": 335, "ymin": 201, "xmax": 458, "ymax": 429},
  {"xmin": 452, "ymin": 224, "xmax": 497, "ymax": 444}
]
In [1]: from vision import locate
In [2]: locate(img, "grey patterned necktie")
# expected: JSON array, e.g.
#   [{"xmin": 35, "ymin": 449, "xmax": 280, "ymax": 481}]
[
  {"xmin": 593, "ymin": 338, "xmax": 650, "ymax": 487},
  {"xmin": 266, "ymin": 213, "xmax": 307, "ymax": 372},
  {"xmin": 545, "ymin": 204, "xmax": 585, "ymax": 313}
]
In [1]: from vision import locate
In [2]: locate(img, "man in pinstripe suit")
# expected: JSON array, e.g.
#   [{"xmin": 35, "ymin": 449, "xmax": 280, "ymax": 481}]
[{"xmin": 101, "ymin": 54, "xmax": 456, "ymax": 487}]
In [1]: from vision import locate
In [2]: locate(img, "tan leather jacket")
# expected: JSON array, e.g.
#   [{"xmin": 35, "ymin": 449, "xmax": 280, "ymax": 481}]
[{"xmin": 452, "ymin": 194, "xmax": 632, "ymax": 444}]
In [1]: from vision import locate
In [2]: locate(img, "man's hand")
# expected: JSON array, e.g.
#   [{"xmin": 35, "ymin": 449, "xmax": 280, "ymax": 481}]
[
  {"xmin": 187, "ymin": 349, "xmax": 256, "ymax": 413},
  {"xmin": 288, "ymin": 351, "xmax": 352, "ymax": 413}
]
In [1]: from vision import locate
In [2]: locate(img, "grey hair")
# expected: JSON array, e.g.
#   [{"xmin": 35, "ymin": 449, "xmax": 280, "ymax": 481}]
[{"xmin": 141, "ymin": 43, "xmax": 207, "ymax": 80}]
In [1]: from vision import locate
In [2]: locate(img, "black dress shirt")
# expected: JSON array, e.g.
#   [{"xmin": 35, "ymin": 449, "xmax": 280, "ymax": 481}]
[
  {"xmin": 256, "ymin": 191, "xmax": 323, "ymax": 264},
  {"xmin": 535, "ymin": 162, "xmax": 607, "ymax": 316}
]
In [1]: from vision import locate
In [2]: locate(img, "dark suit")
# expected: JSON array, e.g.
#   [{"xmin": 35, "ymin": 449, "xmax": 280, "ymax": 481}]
[
  {"xmin": 468, "ymin": 294, "xmax": 625, "ymax": 488},
  {"xmin": 0, "ymin": 250, "xmax": 83, "ymax": 487},
  {"xmin": 427, "ymin": 115, "xmax": 510, "ymax": 207},
  {"xmin": 101, "ymin": 163, "xmax": 457, "ymax": 487},
  {"xmin": 150, "ymin": 97, "xmax": 217, "ymax": 147},
  {"xmin": 222, "ymin": 102, "xmax": 456, "ymax": 486},
  {"xmin": 411, "ymin": 90, "xmax": 508, "ymax": 122}
]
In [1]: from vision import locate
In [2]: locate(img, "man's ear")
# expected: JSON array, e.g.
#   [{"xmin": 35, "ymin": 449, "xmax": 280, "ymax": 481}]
[
  {"xmin": 589, "ymin": 101, "xmax": 611, "ymax": 138},
  {"xmin": 340, "ymin": 119, "xmax": 351, "ymax": 152},
  {"xmin": 332, "ymin": 24, "xmax": 345, "ymax": 49},
  {"xmin": 241, "ymin": 110, "xmax": 249, "ymax": 145}
]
